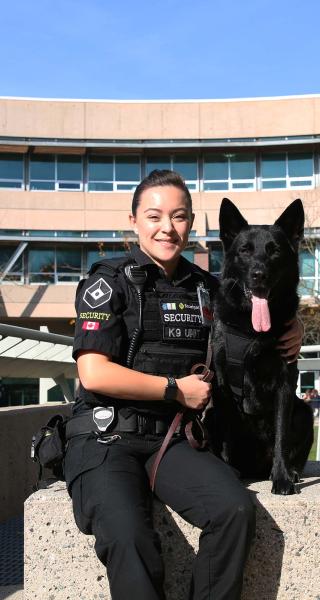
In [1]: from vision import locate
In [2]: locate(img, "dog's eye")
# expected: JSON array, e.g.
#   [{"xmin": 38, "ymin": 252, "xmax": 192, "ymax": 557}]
[
  {"xmin": 239, "ymin": 243, "xmax": 253, "ymax": 255},
  {"xmin": 266, "ymin": 242, "xmax": 280, "ymax": 257}
]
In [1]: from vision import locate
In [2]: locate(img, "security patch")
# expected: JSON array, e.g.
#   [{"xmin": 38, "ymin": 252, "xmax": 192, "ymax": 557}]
[
  {"xmin": 83, "ymin": 278, "xmax": 113, "ymax": 309},
  {"xmin": 159, "ymin": 298, "xmax": 202, "ymax": 325},
  {"xmin": 79, "ymin": 312, "xmax": 111, "ymax": 321}
]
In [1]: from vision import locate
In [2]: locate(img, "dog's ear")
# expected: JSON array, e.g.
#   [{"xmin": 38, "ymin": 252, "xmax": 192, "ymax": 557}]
[
  {"xmin": 219, "ymin": 198, "xmax": 249, "ymax": 250},
  {"xmin": 274, "ymin": 199, "xmax": 305, "ymax": 251}
]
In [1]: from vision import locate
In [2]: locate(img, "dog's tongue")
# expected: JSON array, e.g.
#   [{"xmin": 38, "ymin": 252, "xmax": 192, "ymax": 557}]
[{"xmin": 251, "ymin": 295, "xmax": 271, "ymax": 332}]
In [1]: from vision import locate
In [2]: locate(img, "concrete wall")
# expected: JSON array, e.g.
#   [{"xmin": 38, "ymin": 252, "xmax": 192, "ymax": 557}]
[
  {"xmin": 1, "ymin": 188, "xmax": 319, "ymax": 233},
  {"xmin": 1, "ymin": 95, "xmax": 320, "ymax": 139},
  {"xmin": 0, "ymin": 403, "xmax": 72, "ymax": 522}
]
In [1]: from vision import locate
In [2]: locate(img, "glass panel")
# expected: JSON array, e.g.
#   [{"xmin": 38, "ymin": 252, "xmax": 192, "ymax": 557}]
[
  {"xmin": 0, "ymin": 181, "xmax": 22, "ymax": 189},
  {"xmin": 0, "ymin": 378, "xmax": 39, "ymax": 407},
  {"xmin": 230, "ymin": 154, "xmax": 255, "ymax": 179},
  {"xmin": 146, "ymin": 157, "xmax": 171, "ymax": 174},
  {"xmin": 0, "ymin": 230, "xmax": 23, "ymax": 236},
  {"xmin": 29, "ymin": 248, "xmax": 54, "ymax": 274},
  {"xmin": 261, "ymin": 154, "xmax": 286, "ymax": 178},
  {"xmin": 0, "ymin": 153, "xmax": 23, "ymax": 179},
  {"xmin": 186, "ymin": 183, "xmax": 197, "ymax": 191},
  {"xmin": 30, "ymin": 181, "xmax": 55, "ymax": 190},
  {"xmin": 116, "ymin": 183, "xmax": 138, "ymax": 191},
  {"xmin": 181, "ymin": 250, "xmax": 194, "ymax": 263},
  {"xmin": 288, "ymin": 153, "xmax": 313, "ymax": 177},
  {"xmin": 173, "ymin": 156, "xmax": 198, "ymax": 180},
  {"xmin": 30, "ymin": 155, "xmax": 55, "ymax": 180},
  {"xmin": 57, "ymin": 156, "xmax": 82, "ymax": 180},
  {"xmin": 57, "ymin": 274, "xmax": 82, "ymax": 282},
  {"xmin": 298, "ymin": 279, "xmax": 315, "ymax": 295},
  {"xmin": 56, "ymin": 231, "xmax": 82, "ymax": 237},
  {"xmin": 232, "ymin": 182, "xmax": 254, "ymax": 189},
  {"xmin": 28, "ymin": 230, "xmax": 54, "ymax": 236},
  {"xmin": 261, "ymin": 180, "xmax": 286, "ymax": 189},
  {"xmin": 290, "ymin": 179, "xmax": 313, "ymax": 187},
  {"xmin": 88, "ymin": 156, "xmax": 113, "ymax": 181},
  {"xmin": 0, "ymin": 246, "xmax": 23, "ymax": 273},
  {"xmin": 209, "ymin": 247, "xmax": 224, "ymax": 273},
  {"xmin": 203, "ymin": 154, "xmax": 228, "ymax": 180},
  {"xmin": 29, "ymin": 273, "xmax": 55, "ymax": 283},
  {"xmin": 204, "ymin": 182, "xmax": 228, "ymax": 191},
  {"xmin": 88, "ymin": 182, "xmax": 113, "ymax": 191},
  {"xmin": 56, "ymin": 248, "xmax": 81, "ymax": 273},
  {"xmin": 115, "ymin": 156, "xmax": 140, "ymax": 181},
  {"xmin": 299, "ymin": 250, "xmax": 315, "ymax": 277},
  {"xmin": 58, "ymin": 182, "xmax": 81, "ymax": 190}
]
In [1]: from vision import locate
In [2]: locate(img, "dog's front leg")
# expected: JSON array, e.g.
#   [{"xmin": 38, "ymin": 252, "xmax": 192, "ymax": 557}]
[{"xmin": 271, "ymin": 382, "xmax": 296, "ymax": 495}]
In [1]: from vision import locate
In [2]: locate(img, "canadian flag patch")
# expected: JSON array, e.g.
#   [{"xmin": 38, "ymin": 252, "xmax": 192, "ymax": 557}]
[{"xmin": 82, "ymin": 321, "xmax": 100, "ymax": 331}]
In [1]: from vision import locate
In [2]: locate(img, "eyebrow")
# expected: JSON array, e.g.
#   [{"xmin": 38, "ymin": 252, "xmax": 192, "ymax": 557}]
[{"xmin": 143, "ymin": 207, "xmax": 188, "ymax": 214}]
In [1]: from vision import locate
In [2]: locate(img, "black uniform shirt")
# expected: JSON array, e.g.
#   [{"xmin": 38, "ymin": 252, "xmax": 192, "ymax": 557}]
[{"xmin": 72, "ymin": 245, "xmax": 219, "ymax": 415}]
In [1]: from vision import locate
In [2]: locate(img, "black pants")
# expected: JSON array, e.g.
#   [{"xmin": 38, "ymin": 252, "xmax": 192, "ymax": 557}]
[{"xmin": 69, "ymin": 435, "xmax": 255, "ymax": 600}]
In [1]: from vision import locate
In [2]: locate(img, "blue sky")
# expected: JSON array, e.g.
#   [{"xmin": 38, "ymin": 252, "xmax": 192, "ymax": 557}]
[{"xmin": 1, "ymin": 0, "xmax": 319, "ymax": 100}]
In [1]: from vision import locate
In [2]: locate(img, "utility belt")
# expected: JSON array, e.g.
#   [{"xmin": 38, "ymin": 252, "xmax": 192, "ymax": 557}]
[{"xmin": 65, "ymin": 410, "xmax": 181, "ymax": 440}]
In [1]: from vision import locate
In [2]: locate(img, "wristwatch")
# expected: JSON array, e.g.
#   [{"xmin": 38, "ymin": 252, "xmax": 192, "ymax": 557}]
[{"xmin": 163, "ymin": 376, "xmax": 178, "ymax": 403}]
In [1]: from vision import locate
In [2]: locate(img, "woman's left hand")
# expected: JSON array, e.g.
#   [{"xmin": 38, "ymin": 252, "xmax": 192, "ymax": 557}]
[{"xmin": 277, "ymin": 317, "xmax": 304, "ymax": 363}]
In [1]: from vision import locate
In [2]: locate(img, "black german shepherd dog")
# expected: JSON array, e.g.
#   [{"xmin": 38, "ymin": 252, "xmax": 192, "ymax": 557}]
[{"xmin": 206, "ymin": 198, "xmax": 313, "ymax": 495}]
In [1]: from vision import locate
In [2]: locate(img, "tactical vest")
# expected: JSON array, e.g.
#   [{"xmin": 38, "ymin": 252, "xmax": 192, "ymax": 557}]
[{"xmin": 89, "ymin": 257, "xmax": 211, "ymax": 418}]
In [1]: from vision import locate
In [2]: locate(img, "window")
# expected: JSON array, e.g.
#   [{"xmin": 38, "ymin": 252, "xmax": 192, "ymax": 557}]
[
  {"xmin": 209, "ymin": 244, "xmax": 224, "ymax": 274},
  {"xmin": 0, "ymin": 378, "xmax": 39, "ymax": 406},
  {"xmin": 0, "ymin": 153, "xmax": 24, "ymax": 189},
  {"xmin": 261, "ymin": 153, "xmax": 314, "ymax": 189},
  {"xmin": 28, "ymin": 247, "xmax": 82, "ymax": 283},
  {"xmin": 56, "ymin": 248, "xmax": 82, "ymax": 282},
  {"xmin": 88, "ymin": 155, "xmax": 140, "ymax": 191},
  {"xmin": 28, "ymin": 248, "xmax": 55, "ymax": 283},
  {"xmin": 30, "ymin": 155, "xmax": 55, "ymax": 190},
  {"xmin": 0, "ymin": 245, "xmax": 24, "ymax": 281},
  {"xmin": 146, "ymin": 155, "xmax": 199, "ymax": 191},
  {"xmin": 88, "ymin": 156, "xmax": 113, "ymax": 191},
  {"xmin": 203, "ymin": 154, "xmax": 255, "ymax": 191},
  {"xmin": 299, "ymin": 243, "xmax": 319, "ymax": 297},
  {"xmin": 29, "ymin": 155, "xmax": 83, "ymax": 191},
  {"xmin": 115, "ymin": 156, "xmax": 141, "ymax": 190}
]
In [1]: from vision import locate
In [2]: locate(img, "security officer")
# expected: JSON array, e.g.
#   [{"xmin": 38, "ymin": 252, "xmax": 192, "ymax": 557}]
[{"xmin": 64, "ymin": 170, "xmax": 300, "ymax": 600}]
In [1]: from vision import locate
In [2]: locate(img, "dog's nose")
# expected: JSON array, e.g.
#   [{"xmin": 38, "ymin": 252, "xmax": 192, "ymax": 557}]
[{"xmin": 251, "ymin": 269, "xmax": 266, "ymax": 284}]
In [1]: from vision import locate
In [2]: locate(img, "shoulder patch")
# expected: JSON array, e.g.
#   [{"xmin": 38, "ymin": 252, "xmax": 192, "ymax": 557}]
[{"xmin": 83, "ymin": 278, "xmax": 113, "ymax": 308}]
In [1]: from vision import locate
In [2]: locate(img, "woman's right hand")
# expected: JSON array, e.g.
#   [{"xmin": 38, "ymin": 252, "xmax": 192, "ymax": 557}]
[{"xmin": 176, "ymin": 374, "xmax": 212, "ymax": 410}]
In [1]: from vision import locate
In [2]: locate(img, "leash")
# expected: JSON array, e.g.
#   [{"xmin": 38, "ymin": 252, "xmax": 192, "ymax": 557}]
[{"xmin": 149, "ymin": 327, "xmax": 214, "ymax": 492}]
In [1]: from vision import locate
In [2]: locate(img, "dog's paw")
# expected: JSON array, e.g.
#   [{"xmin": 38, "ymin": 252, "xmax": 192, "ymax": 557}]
[{"xmin": 271, "ymin": 478, "xmax": 297, "ymax": 495}]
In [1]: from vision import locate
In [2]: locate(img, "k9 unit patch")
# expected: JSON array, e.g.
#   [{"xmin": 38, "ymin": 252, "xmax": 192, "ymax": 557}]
[
  {"xmin": 83, "ymin": 278, "xmax": 113, "ymax": 309},
  {"xmin": 163, "ymin": 326, "xmax": 206, "ymax": 341}
]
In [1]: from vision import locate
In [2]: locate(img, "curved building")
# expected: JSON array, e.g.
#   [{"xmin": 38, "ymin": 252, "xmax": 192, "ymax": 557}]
[{"xmin": 0, "ymin": 94, "xmax": 319, "ymax": 401}]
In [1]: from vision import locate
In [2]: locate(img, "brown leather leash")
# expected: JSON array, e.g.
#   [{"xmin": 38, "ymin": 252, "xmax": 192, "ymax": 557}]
[{"xmin": 149, "ymin": 328, "xmax": 214, "ymax": 492}]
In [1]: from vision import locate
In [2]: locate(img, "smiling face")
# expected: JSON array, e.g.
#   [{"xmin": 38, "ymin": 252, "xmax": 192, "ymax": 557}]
[{"xmin": 129, "ymin": 185, "xmax": 194, "ymax": 276}]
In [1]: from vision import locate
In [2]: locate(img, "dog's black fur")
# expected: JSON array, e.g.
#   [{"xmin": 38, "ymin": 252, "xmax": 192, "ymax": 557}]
[{"xmin": 206, "ymin": 198, "xmax": 314, "ymax": 495}]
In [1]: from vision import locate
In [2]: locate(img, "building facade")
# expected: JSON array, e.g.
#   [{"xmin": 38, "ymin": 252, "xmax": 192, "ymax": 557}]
[{"xmin": 0, "ymin": 95, "xmax": 319, "ymax": 403}]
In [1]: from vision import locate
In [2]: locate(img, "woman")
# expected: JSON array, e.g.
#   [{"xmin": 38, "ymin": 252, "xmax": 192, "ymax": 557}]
[{"xmin": 64, "ymin": 170, "xmax": 302, "ymax": 600}]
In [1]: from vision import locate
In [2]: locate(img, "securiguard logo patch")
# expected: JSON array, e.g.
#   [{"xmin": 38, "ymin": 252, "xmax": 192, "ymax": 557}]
[{"xmin": 83, "ymin": 278, "xmax": 113, "ymax": 309}]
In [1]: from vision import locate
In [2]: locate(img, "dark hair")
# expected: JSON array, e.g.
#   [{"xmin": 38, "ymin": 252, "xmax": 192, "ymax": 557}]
[{"xmin": 131, "ymin": 169, "xmax": 192, "ymax": 216}]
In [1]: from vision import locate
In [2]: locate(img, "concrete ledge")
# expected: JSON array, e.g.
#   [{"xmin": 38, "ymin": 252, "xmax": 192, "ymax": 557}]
[{"xmin": 24, "ymin": 462, "xmax": 320, "ymax": 600}]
